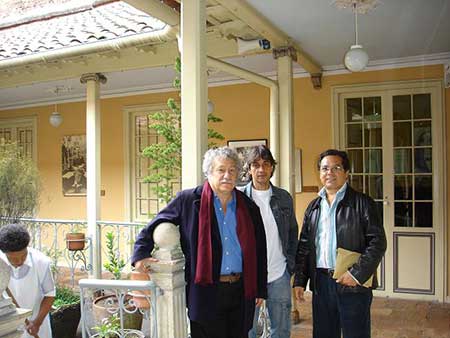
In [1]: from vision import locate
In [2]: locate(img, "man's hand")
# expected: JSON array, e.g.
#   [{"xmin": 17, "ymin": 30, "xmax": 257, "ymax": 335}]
[
  {"xmin": 134, "ymin": 257, "xmax": 158, "ymax": 273},
  {"xmin": 255, "ymin": 298, "xmax": 264, "ymax": 307},
  {"xmin": 25, "ymin": 318, "xmax": 41, "ymax": 337},
  {"xmin": 336, "ymin": 271, "xmax": 358, "ymax": 287},
  {"xmin": 294, "ymin": 286, "xmax": 305, "ymax": 302}
]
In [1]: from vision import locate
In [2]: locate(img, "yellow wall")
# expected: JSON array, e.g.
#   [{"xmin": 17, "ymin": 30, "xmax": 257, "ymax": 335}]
[{"xmin": 0, "ymin": 63, "xmax": 448, "ymax": 296}]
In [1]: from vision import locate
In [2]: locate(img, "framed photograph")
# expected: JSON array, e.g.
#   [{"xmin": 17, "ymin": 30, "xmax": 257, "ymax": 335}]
[
  {"xmin": 62, "ymin": 135, "xmax": 87, "ymax": 196},
  {"xmin": 227, "ymin": 139, "xmax": 267, "ymax": 185}
]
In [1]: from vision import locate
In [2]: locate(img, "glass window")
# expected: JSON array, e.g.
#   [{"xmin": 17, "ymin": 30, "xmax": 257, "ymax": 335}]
[
  {"xmin": 394, "ymin": 149, "xmax": 412, "ymax": 174},
  {"xmin": 393, "ymin": 95, "xmax": 411, "ymax": 120},
  {"xmin": 414, "ymin": 121, "xmax": 432, "ymax": 146},
  {"xmin": 364, "ymin": 122, "xmax": 382, "ymax": 147},
  {"xmin": 414, "ymin": 202, "xmax": 432, "ymax": 227},
  {"xmin": 414, "ymin": 176, "xmax": 432, "ymax": 200},
  {"xmin": 366, "ymin": 175, "xmax": 383, "ymax": 200},
  {"xmin": 364, "ymin": 97, "xmax": 382, "ymax": 121},
  {"xmin": 414, "ymin": 148, "xmax": 432, "ymax": 173},
  {"xmin": 413, "ymin": 94, "xmax": 431, "ymax": 119},
  {"xmin": 345, "ymin": 98, "xmax": 362, "ymax": 122},
  {"xmin": 348, "ymin": 149, "xmax": 363, "ymax": 173},
  {"xmin": 395, "ymin": 202, "xmax": 413, "ymax": 227},
  {"xmin": 346, "ymin": 124, "xmax": 362, "ymax": 147},
  {"xmin": 394, "ymin": 122, "xmax": 412, "ymax": 147},
  {"xmin": 394, "ymin": 175, "xmax": 412, "ymax": 200},
  {"xmin": 364, "ymin": 149, "xmax": 382, "ymax": 173},
  {"xmin": 131, "ymin": 109, "xmax": 180, "ymax": 222}
]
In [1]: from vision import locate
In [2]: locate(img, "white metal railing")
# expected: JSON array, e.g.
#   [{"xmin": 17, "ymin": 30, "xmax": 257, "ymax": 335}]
[
  {"xmin": 17, "ymin": 217, "xmax": 146, "ymax": 286},
  {"xmin": 79, "ymin": 278, "xmax": 159, "ymax": 338}
]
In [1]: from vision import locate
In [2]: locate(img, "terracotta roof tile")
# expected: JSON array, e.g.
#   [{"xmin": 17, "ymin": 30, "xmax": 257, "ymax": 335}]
[{"xmin": 0, "ymin": 1, "xmax": 167, "ymax": 61}]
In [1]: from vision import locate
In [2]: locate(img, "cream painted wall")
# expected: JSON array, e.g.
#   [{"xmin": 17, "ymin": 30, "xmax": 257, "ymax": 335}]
[{"xmin": 0, "ymin": 64, "xmax": 448, "ymax": 296}]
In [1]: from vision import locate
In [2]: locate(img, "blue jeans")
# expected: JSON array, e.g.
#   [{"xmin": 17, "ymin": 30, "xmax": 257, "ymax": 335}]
[
  {"xmin": 312, "ymin": 269, "xmax": 373, "ymax": 338},
  {"xmin": 248, "ymin": 269, "xmax": 292, "ymax": 338}
]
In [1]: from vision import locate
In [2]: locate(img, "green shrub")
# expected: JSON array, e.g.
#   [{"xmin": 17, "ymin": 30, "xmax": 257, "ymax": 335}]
[
  {"xmin": 53, "ymin": 286, "xmax": 80, "ymax": 308},
  {"xmin": 0, "ymin": 141, "xmax": 40, "ymax": 225}
]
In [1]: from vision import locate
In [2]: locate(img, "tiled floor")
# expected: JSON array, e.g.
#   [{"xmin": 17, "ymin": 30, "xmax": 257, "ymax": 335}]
[{"xmin": 291, "ymin": 292, "xmax": 450, "ymax": 338}]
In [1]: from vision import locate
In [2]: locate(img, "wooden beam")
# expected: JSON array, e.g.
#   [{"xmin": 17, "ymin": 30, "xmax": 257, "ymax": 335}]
[{"xmin": 214, "ymin": 0, "xmax": 322, "ymax": 75}]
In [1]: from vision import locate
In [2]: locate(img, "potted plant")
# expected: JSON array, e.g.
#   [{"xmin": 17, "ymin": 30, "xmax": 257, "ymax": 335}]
[
  {"xmin": 50, "ymin": 285, "xmax": 81, "ymax": 338},
  {"xmin": 65, "ymin": 225, "xmax": 85, "ymax": 251},
  {"xmin": 92, "ymin": 314, "xmax": 144, "ymax": 338},
  {"xmin": 92, "ymin": 232, "xmax": 143, "ymax": 330},
  {"xmin": 129, "ymin": 270, "xmax": 151, "ymax": 309}
]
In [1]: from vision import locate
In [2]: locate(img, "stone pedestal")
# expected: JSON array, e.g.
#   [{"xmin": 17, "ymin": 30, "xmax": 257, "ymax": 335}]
[
  {"xmin": 0, "ymin": 259, "xmax": 32, "ymax": 338},
  {"xmin": 149, "ymin": 222, "xmax": 188, "ymax": 338}
]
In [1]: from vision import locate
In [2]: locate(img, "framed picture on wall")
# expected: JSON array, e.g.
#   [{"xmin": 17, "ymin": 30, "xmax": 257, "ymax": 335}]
[
  {"xmin": 62, "ymin": 135, "xmax": 87, "ymax": 196},
  {"xmin": 227, "ymin": 139, "xmax": 267, "ymax": 186}
]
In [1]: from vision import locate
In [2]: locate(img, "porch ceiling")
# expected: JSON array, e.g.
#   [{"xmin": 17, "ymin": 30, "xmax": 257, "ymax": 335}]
[{"xmin": 0, "ymin": 0, "xmax": 449, "ymax": 110}]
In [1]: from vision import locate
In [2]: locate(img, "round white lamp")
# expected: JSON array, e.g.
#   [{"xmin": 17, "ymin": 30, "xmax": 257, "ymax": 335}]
[
  {"xmin": 49, "ymin": 111, "xmax": 63, "ymax": 127},
  {"xmin": 344, "ymin": 45, "xmax": 369, "ymax": 72},
  {"xmin": 207, "ymin": 100, "xmax": 215, "ymax": 113}
]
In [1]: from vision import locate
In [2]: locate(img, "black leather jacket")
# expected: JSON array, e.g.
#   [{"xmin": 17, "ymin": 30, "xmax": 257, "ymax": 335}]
[{"xmin": 293, "ymin": 185, "xmax": 386, "ymax": 291}]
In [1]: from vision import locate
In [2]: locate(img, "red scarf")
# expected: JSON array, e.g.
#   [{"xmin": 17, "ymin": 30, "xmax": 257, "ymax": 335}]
[{"xmin": 195, "ymin": 181, "xmax": 257, "ymax": 299}]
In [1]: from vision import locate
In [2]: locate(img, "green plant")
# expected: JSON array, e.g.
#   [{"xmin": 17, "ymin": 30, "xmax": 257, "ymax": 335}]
[
  {"xmin": 103, "ymin": 232, "xmax": 125, "ymax": 279},
  {"xmin": 53, "ymin": 286, "xmax": 80, "ymax": 308},
  {"xmin": 43, "ymin": 247, "xmax": 63, "ymax": 280},
  {"xmin": 142, "ymin": 57, "xmax": 225, "ymax": 206},
  {"xmin": 92, "ymin": 313, "xmax": 120, "ymax": 338},
  {"xmin": 68, "ymin": 223, "xmax": 85, "ymax": 233},
  {"xmin": 0, "ymin": 141, "xmax": 41, "ymax": 226}
]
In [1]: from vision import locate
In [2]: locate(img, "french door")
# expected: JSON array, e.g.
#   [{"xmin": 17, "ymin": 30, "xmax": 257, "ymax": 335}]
[{"xmin": 333, "ymin": 80, "xmax": 445, "ymax": 301}]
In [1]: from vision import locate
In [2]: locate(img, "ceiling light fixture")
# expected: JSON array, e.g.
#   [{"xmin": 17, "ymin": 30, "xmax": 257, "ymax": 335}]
[
  {"xmin": 48, "ymin": 85, "xmax": 72, "ymax": 127},
  {"xmin": 207, "ymin": 100, "xmax": 215, "ymax": 113},
  {"xmin": 335, "ymin": 0, "xmax": 379, "ymax": 72},
  {"xmin": 49, "ymin": 103, "xmax": 63, "ymax": 127}
]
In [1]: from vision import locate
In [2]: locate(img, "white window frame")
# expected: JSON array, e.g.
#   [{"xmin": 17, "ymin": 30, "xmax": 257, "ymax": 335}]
[
  {"xmin": 123, "ymin": 103, "xmax": 174, "ymax": 222},
  {"xmin": 0, "ymin": 116, "xmax": 37, "ymax": 161}
]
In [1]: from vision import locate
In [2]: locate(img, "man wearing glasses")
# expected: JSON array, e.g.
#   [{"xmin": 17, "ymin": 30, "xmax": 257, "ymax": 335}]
[
  {"xmin": 293, "ymin": 149, "xmax": 386, "ymax": 338},
  {"xmin": 241, "ymin": 145, "xmax": 298, "ymax": 338}
]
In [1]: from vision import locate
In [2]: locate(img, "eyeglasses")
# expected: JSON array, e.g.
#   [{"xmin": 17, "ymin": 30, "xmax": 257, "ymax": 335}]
[
  {"xmin": 320, "ymin": 165, "xmax": 344, "ymax": 174},
  {"xmin": 250, "ymin": 162, "xmax": 273, "ymax": 170}
]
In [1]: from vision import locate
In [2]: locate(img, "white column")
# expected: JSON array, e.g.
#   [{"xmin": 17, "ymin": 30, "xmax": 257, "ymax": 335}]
[
  {"xmin": 269, "ymin": 86, "xmax": 280, "ymax": 185},
  {"xmin": 80, "ymin": 73, "xmax": 107, "ymax": 279},
  {"xmin": 149, "ymin": 223, "xmax": 187, "ymax": 338},
  {"xmin": 181, "ymin": 0, "xmax": 208, "ymax": 189},
  {"xmin": 275, "ymin": 48, "xmax": 295, "ymax": 195}
]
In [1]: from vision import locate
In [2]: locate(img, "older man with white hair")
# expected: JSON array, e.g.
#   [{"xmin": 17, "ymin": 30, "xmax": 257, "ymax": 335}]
[{"xmin": 132, "ymin": 146, "xmax": 267, "ymax": 338}]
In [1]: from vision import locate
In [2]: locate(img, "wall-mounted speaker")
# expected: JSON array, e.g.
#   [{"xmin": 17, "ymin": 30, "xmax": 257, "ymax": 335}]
[{"xmin": 237, "ymin": 38, "xmax": 271, "ymax": 55}]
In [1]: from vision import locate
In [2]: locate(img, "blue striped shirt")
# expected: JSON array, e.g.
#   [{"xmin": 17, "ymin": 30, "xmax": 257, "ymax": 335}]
[{"xmin": 316, "ymin": 183, "xmax": 348, "ymax": 269}]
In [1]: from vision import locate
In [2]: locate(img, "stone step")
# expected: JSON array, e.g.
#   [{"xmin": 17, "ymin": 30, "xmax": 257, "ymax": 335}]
[{"xmin": 0, "ymin": 308, "xmax": 32, "ymax": 337}]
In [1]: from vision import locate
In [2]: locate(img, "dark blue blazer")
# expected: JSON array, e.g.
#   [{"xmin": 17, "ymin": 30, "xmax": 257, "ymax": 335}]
[{"xmin": 132, "ymin": 185, "xmax": 268, "ymax": 331}]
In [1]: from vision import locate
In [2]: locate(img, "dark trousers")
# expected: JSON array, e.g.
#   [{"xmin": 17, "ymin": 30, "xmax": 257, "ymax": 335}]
[
  {"xmin": 312, "ymin": 269, "xmax": 373, "ymax": 338},
  {"xmin": 190, "ymin": 280, "xmax": 246, "ymax": 338}
]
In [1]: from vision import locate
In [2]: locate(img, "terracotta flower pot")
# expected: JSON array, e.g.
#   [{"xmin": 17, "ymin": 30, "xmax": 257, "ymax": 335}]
[
  {"xmin": 93, "ymin": 294, "xmax": 143, "ymax": 330},
  {"xmin": 128, "ymin": 271, "xmax": 151, "ymax": 309},
  {"xmin": 65, "ymin": 232, "xmax": 85, "ymax": 251}
]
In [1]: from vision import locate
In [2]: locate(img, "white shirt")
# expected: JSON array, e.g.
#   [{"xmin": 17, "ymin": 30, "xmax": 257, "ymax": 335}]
[
  {"xmin": 1, "ymin": 247, "xmax": 55, "ymax": 338},
  {"xmin": 252, "ymin": 187, "xmax": 286, "ymax": 283}
]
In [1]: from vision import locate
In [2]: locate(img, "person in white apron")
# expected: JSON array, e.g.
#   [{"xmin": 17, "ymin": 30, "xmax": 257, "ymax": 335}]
[{"xmin": 0, "ymin": 224, "xmax": 55, "ymax": 338}]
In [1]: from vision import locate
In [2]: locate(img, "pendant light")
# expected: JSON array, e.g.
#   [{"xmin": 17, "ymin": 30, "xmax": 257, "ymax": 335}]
[
  {"xmin": 49, "ymin": 102, "xmax": 63, "ymax": 127},
  {"xmin": 344, "ymin": 2, "xmax": 369, "ymax": 72}
]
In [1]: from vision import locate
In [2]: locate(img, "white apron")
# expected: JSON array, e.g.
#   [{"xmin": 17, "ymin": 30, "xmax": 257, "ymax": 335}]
[{"xmin": 9, "ymin": 253, "xmax": 52, "ymax": 338}]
